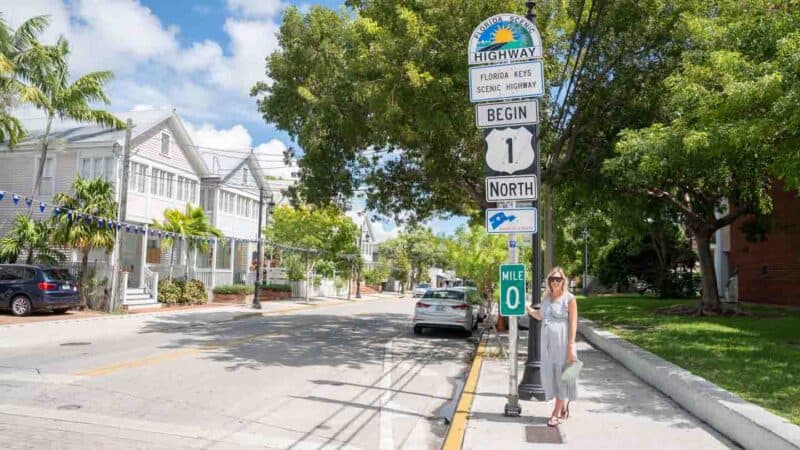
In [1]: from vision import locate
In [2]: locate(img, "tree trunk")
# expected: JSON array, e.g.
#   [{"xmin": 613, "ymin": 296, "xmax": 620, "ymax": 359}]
[
  {"xmin": 80, "ymin": 250, "xmax": 90, "ymax": 309},
  {"xmin": 25, "ymin": 246, "xmax": 34, "ymax": 265},
  {"xmin": 694, "ymin": 232, "xmax": 720, "ymax": 312},
  {"xmin": 543, "ymin": 183, "xmax": 555, "ymax": 274},
  {"xmin": 29, "ymin": 115, "xmax": 53, "ymax": 218}
]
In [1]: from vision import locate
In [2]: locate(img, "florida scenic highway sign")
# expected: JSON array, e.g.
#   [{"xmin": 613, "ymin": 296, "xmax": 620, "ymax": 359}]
[{"xmin": 468, "ymin": 14, "xmax": 543, "ymax": 65}]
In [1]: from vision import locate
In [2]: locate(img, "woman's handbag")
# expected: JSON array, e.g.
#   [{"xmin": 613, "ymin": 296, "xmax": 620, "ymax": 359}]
[{"xmin": 560, "ymin": 360, "xmax": 583, "ymax": 383}]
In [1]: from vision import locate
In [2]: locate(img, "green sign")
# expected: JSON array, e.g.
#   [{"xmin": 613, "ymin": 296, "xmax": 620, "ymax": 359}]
[{"xmin": 500, "ymin": 263, "xmax": 525, "ymax": 316}]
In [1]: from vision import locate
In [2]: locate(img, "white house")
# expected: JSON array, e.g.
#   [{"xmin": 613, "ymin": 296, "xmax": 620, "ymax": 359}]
[
  {"xmin": 0, "ymin": 109, "xmax": 285, "ymax": 306},
  {"xmin": 345, "ymin": 211, "xmax": 381, "ymax": 269}
]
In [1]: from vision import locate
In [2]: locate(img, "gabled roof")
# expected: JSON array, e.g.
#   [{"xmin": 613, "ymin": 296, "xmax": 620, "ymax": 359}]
[
  {"xmin": 2, "ymin": 109, "xmax": 210, "ymax": 176},
  {"xmin": 346, "ymin": 211, "xmax": 377, "ymax": 242}
]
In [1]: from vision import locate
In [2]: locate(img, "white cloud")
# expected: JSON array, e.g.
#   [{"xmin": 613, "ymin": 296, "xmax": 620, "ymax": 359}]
[
  {"xmin": 226, "ymin": 0, "xmax": 284, "ymax": 18},
  {"xmin": 255, "ymin": 139, "xmax": 298, "ymax": 181},
  {"xmin": 373, "ymin": 222, "xmax": 400, "ymax": 243}
]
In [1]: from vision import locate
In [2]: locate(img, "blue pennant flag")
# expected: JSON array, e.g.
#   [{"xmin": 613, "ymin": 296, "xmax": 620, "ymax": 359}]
[
  {"xmin": 39, "ymin": 202, "xmax": 45, "ymax": 213},
  {"xmin": 116, "ymin": 223, "xmax": 122, "ymax": 231},
  {"xmin": 12, "ymin": 194, "xmax": 20, "ymax": 205},
  {"xmin": 107, "ymin": 221, "xmax": 114, "ymax": 229},
  {"xmin": 134, "ymin": 227, "xmax": 139, "ymax": 234},
  {"xmin": 97, "ymin": 218, "xmax": 104, "ymax": 227},
  {"xmin": 126, "ymin": 224, "xmax": 131, "ymax": 233},
  {"xmin": 25, "ymin": 198, "xmax": 32, "ymax": 207},
  {"xmin": 0, "ymin": 191, "xmax": 4, "ymax": 201},
  {"xmin": 54, "ymin": 207, "xmax": 61, "ymax": 215}
]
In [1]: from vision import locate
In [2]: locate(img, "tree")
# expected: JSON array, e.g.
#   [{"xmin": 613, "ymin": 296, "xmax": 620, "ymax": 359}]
[
  {"xmin": 0, "ymin": 15, "xmax": 52, "ymax": 146},
  {"xmin": 52, "ymin": 177, "xmax": 118, "ymax": 307},
  {"xmin": 20, "ymin": 36, "xmax": 123, "ymax": 204},
  {"xmin": 265, "ymin": 205, "xmax": 359, "ymax": 300},
  {"xmin": 254, "ymin": 1, "xmax": 701, "ymax": 276},
  {"xmin": 0, "ymin": 214, "xmax": 62, "ymax": 265},
  {"xmin": 151, "ymin": 205, "xmax": 223, "ymax": 280},
  {"xmin": 604, "ymin": 1, "xmax": 800, "ymax": 312},
  {"xmin": 444, "ymin": 225, "xmax": 507, "ymax": 306},
  {"xmin": 379, "ymin": 239, "xmax": 411, "ymax": 294}
]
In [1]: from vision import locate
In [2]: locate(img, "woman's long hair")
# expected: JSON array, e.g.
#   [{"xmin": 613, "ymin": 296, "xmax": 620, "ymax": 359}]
[{"xmin": 545, "ymin": 266, "xmax": 570, "ymax": 298}]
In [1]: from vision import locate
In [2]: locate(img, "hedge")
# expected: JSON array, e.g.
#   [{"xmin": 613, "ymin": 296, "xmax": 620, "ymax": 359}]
[
  {"xmin": 261, "ymin": 282, "xmax": 292, "ymax": 292},
  {"xmin": 158, "ymin": 279, "xmax": 208, "ymax": 305},
  {"xmin": 213, "ymin": 284, "xmax": 255, "ymax": 295}
]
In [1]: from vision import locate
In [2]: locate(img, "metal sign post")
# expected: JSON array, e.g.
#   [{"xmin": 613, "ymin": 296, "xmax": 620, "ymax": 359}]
[{"xmin": 469, "ymin": 8, "xmax": 545, "ymax": 418}]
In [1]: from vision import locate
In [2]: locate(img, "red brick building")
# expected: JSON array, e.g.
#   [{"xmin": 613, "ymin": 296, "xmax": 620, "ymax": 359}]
[{"xmin": 726, "ymin": 180, "xmax": 800, "ymax": 306}]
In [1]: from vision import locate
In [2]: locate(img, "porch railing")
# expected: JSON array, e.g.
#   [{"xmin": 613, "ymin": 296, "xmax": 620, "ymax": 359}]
[
  {"xmin": 147, "ymin": 264, "xmax": 187, "ymax": 282},
  {"xmin": 142, "ymin": 265, "xmax": 159, "ymax": 301}
]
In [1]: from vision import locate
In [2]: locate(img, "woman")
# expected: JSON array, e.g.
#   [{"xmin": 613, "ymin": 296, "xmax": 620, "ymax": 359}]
[{"xmin": 525, "ymin": 266, "xmax": 578, "ymax": 427}]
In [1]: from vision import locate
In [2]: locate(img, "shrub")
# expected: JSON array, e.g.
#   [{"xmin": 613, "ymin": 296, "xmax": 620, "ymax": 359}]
[
  {"xmin": 213, "ymin": 284, "xmax": 254, "ymax": 295},
  {"xmin": 183, "ymin": 280, "xmax": 208, "ymax": 304},
  {"xmin": 313, "ymin": 275, "xmax": 322, "ymax": 288},
  {"xmin": 261, "ymin": 282, "xmax": 292, "ymax": 292},
  {"xmin": 158, "ymin": 279, "xmax": 182, "ymax": 304}
]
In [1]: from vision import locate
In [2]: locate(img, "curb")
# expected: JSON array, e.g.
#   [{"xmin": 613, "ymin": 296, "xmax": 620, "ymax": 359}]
[
  {"xmin": 441, "ymin": 337, "xmax": 486, "ymax": 450},
  {"xmin": 578, "ymin": 318, "xmax": 800, "ymax": 450}
]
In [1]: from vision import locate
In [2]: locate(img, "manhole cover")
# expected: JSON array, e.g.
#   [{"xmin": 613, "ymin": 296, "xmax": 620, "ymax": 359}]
[
  {"xmin": 60, "ymin": 342, "xmax": 91, "ymax": 346},
  {"xmin": 57, "ymin": 404, "xmax": 82, "ymax": 410},
  {"xmin": 525, "ymin": 426, "xmax": 563, "ymax": 444}
]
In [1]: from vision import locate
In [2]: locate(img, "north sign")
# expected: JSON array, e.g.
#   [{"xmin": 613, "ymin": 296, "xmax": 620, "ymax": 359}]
[
  {"xmin": 499, "ymin": 264, "xmax": 526, "ymax": 316},
  {"xmin": 469, "ymin": 60, "xmax": 545, "ymax": 103},
  {"xmin": 486, "ymin": 175, "xmax": 538, "ymax": 202},
  {"xmin": 486, "ymin": 207, "xmax": 538, "ymax": 234},
  {"xmin": 476, "ymin": 100, "xmax": 538, "ymax": 129},
  {"xmin": 468, "ymin": 14, "xmax": 542, "ymax": 65}
]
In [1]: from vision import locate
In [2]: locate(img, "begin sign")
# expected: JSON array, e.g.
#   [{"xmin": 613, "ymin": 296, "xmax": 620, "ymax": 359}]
[{"xmin": 476, "ymin": 100, "xmax": 538, "ymax": 129}]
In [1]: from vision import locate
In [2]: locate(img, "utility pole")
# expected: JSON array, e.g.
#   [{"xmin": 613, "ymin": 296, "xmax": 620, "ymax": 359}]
[
  {"xmin": 518, "ymin": 0, "xmax": 547, "ymax": 402},
  {"xmin": 253, "ymin": 186, "xmax": 265, "ymax": 309},
  {"xmin": 110, "ymin": 119, "xmax": 133, "ymax": 312},
  {"xmin": 356, "ymin": 218, "xmax": 364, "ymax": 299}
]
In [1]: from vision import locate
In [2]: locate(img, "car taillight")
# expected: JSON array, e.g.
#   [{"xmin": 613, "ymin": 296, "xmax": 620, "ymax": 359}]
[
  {"xmin": 451, "ymin": 304, "xmax": 468, "ymax": 310},
  {"xmin": 416, "ymin": 302, "xmax": 430, "ymax": 308},
  {"xmin": 38, "ymin": 282, "xmax": 58, "ymax": 291}
]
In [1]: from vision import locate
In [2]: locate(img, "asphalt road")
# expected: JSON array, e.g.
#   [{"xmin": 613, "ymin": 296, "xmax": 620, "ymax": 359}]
[{"xmin": 0, "ymin": 298, "xmax": 476, "ymax": 449}]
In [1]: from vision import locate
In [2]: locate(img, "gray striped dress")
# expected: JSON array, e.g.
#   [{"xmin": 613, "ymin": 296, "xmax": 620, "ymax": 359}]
[{"xmin": 540, "ymin": 291, "xmax": 578, "ymax": 401}]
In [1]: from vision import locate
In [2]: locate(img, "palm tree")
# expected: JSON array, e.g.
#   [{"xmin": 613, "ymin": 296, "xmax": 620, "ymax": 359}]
[
  {"xmin": 52, "ymin": 177, "xmax": 118, "ymax": 307},
  {"xmin": 0, "ymin": 214, "xmax": 63, "ymax": 264},
  {"xmin": 151, "ymin": 205, "xmax": 223, "ymax": 280},
  {"xmin": 19, "ymin": 36, "xmax": 123, "ymax": 204},
  {"xmin": 0, "ymin": 15, "xmax": 51, "ymax": 146}
]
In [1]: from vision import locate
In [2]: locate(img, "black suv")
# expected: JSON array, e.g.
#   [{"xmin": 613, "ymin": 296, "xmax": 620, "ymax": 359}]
[{"xmin": 0, "ymin": 265, "xmax": 80, "ymax": 316}]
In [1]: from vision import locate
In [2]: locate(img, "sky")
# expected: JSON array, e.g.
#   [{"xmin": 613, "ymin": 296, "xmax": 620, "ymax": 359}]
[{"xmin": 0, "ymin": 0, "xmax": 468, "ymax": 240}]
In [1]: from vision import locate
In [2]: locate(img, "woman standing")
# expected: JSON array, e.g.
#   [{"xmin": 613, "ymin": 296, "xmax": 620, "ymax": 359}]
[{"xmin": 526, "ymin": 266, "xmax": 578, "ymax": 427}]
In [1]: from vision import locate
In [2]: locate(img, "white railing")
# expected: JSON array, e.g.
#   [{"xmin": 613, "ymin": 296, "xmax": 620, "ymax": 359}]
[
  {"xmin": 214, "ymin": 271, "xmax": 233, "ymax": 286},
  {"xmin": 147, "ymin": 264, "xmax": 187, "ymax": 281},
  {"xmin": 192, "ymin": 268, "xmax": 213, "ymax": 287},
  {"xmin": 142, "ymin": 265, "xmax": 159, "ymax": 301}
]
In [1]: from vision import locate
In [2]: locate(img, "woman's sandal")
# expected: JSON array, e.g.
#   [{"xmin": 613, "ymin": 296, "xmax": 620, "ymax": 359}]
[
  {"xmin": 547, "ymin": 415, "xmax": 561, "ymax": 427},
  {"xmin": 560, "ymin": 401, "xmax": 570, "ymax": 420}
]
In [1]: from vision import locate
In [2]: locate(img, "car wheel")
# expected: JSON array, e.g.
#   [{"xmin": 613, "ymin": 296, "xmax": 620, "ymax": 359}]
[
  {"xmin": 10, "ymin": 296, "xmax": 32, "ymax": 316},
  {"xmin": 53, "ymin": 308, "xmax": 70, "ymax": 314},
  {"xmin": 413, "ymin": 325, "xmax": 423, "ymax": 335}
]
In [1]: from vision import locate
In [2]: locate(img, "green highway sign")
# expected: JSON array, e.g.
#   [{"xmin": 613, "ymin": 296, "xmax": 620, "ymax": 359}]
[{"xmin": 500, "ymin": 264, "xmax": 526, "ymax": 316}]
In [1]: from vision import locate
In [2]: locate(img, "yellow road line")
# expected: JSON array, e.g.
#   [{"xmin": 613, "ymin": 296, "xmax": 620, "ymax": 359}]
[
  {"xmin": 442, "ymin": 339, "xmax": 486, "ymax": 450},
  {"xmin": 72, "ymin": 300, "xmax": 352, "ymax": 377}
]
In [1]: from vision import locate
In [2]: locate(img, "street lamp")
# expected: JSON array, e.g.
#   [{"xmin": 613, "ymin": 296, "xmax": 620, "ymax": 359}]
[
  {"xmin": 582, "ymin": 226, "xmax": 589, "ymax": 296},
  {"xmin": 518, "ymin": 0, "xmax": 546, "ymax": 402}
]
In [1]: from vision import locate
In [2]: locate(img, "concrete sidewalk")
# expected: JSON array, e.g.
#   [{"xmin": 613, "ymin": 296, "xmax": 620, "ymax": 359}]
[{"xmin": 460, "ymin": 332, "xmax": 740, "ymax": 449}]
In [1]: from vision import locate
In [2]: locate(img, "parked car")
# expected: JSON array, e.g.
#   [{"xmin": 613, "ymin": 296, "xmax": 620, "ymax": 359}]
[
  {"xmin": 413, "ymin": 287, "xmax": 479, "ymax": 336},
  {"xmin": 0, "ymin": 265, "xmax": 80, "ymax": 316},
  {"xmin": 413, "ymin": 283, "xmax": 431, "ymax": 298}
]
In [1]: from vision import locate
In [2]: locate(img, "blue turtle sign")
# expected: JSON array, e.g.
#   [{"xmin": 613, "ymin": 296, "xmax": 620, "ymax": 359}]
[{"xmin": 486, "ymin": 207, "xmax": 537, "ymax": 234}]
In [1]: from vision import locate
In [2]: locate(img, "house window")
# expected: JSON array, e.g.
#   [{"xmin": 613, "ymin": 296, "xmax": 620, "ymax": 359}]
[
  {"xmin": 165, "ymin": 172, "xmax": 174, "ymax": 198},
  {"xmin": 161, "ymin": 132, "xmax": 170, "ymax": 156},
  {"xmin": 177, "ymin": 177, "xmax": 185, "ymax": 200},
  {"xmin": 151, "ymin": 168, "xmax": 174, "ymax": 198},
  {"xmin": 79, "ymin": 156, "xmax": 115, "ymax": 183},
  {"xmin": 39, "ymin": 157, "xmax": 55, "ymax": 196}
]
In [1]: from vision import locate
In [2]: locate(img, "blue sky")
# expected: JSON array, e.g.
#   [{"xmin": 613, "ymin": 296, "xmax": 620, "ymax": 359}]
[{"xmin": 0, "ymin": 0, "xmax": 468, "ymax": 239}]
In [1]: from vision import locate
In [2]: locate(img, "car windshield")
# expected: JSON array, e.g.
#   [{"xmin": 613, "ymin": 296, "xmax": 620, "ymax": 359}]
[
  {"xmin": 416, "ymin": 284, "xmax": 430, "ymax": 289},
  {"xmin": 42, "ymin": 269, "xmax": 74, "ymax": 282},
  {"xmin": 423, "ymin": 290, "xmax": 464, "ymax": 300}
]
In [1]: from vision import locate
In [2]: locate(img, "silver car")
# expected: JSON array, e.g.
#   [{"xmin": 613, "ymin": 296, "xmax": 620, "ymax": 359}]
[
  {"xmin": 413, "ymin": 288, "xmax": 478, "ymax": 335},
  {"xmin": 413, "ymin": 283, "xmax": 431, "ymax": 298}
]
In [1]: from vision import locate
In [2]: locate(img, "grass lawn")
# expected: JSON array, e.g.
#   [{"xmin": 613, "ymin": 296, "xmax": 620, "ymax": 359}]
[{"xmin": 578, "ymin": 295, "xmax": 800, "ymax": 425}]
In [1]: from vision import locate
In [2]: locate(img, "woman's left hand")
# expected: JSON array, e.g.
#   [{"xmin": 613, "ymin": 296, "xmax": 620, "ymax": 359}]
[{"xmin": 566, "ymin": 345, "xmax": 577, "ymax": 364}]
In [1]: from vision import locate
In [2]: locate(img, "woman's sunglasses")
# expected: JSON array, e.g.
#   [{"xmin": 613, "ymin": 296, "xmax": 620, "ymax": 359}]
[{"xmin": 548, "ymin": 276, "xmax": 564, "ymax": 283}]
